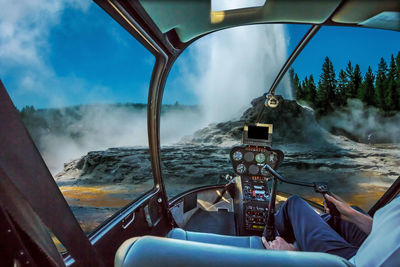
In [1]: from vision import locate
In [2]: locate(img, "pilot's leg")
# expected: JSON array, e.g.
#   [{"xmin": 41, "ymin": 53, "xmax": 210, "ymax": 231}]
[
  {"xmin": 323, "ymin": 206, "xmax": 368, "ymax": 247},
  {"xmin": 274, "ymin": 195, "xmax": 358, "ymax": 259}
]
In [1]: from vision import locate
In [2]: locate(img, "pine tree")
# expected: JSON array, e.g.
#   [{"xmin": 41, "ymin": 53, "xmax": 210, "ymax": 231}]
[
  {"xmin": 294, "ymin": 73, "xmax": 304, "ymax": 100},
  {"xmin": 316, "ymin": 57, "xmax": 336, "ymax": 114},
  {"xmin": 396, "ymin": 52, "xmax": 400, "ymax": 109},
  {"xmin": 375, "ymin": 57, "xmax": 388, "ymax": 109},
  {"xmin": 359, "ymin": 66, "xmax": 375, "ymax": 106},
  {"xmin": 336, "ymin": 69, "xmax": 348, "ymax": 106},
  {"xmin": 345, "ymin": 61, "xmax": 356, "ymax": 98},
  {"xmin": 353, "ymin": 64, "xmax": 363, "ymax": 98},
  {"xmin": 385, "ymin": 55, "xmax": 399, "ymax": 110},
  {"xmin": 301, "ymin": 76, "xmax": 309, "ymax": 101},
  {"xmin": 396, "ymin": 52, "xmax": 400, "ymax": 78},
  {"xmin": 290, "ymin": 68, "xmax": 302, "ymax": 100},
  {"xmin": 306, "ymin": 75, "xmax": 317, "ymax": 106}
]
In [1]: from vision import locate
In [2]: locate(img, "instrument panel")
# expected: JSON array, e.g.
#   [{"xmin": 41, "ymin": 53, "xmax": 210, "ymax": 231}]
[
  {"xmin": 231, "ymin": 145, "xmax": 284, "ymax": 233},
  {"xmin": 242, "ymin": 176, "xmax": 269, "ymax": 231},
  {"xmin": 230, "ymin": 146, "xmax": 283, "ymax": 177}
]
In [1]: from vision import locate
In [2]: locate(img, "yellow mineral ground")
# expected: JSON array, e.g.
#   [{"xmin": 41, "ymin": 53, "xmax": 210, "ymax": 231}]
[
  {"xmin": 60, "ymin": 186, "xmax": 132, "ymax": 207},
  {"xmin": 305, "ymin": 191, "xmax": 386, "ymax": 208}
]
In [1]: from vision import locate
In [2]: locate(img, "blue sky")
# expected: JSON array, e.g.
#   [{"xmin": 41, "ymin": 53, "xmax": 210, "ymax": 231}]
[
  {"xmin": 0, "ymin": 2, "xmax": 399, "ymax": 109},
  {"xmin": 290, "ymin": 25, "xmax": 400, "ymax": 81}
]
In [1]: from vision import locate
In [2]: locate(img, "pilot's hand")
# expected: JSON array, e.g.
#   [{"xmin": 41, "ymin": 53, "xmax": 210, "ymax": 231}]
[
  {"xmin": 325, "ymin": 193, "xmax": 373, "ymax": 234},
  {"xmin": 324, "ymin": 193, "xmax": 355, "ymax": 222},
  {"xmin": 262, "ymin": 236, "xmax": 297, "ymax": 251}
]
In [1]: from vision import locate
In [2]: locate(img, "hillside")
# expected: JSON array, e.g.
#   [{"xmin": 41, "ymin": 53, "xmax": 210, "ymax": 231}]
[
  {"xmin": 181, "ymin": 95, "xmax": 328, "ymax": 145},
  {"xmin": 20, "ymin": 102, "xmax": 200, "ymax": 150}
]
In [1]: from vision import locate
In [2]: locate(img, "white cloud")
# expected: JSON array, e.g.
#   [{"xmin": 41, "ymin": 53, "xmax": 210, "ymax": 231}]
[
  {"xmin": 0, "ymin": 0, "xmax": 89, "ymax": 67},
  {"xmin": 0, "ymin": 0, "xmax": 91, "ymax": 107}
]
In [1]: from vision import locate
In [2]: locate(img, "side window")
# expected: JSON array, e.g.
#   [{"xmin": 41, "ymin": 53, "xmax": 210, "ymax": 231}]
[
  {"xmin": 283, "ymin": 26, "xmax": 400, "ymax": 211},
  {"xmin": 2, "ymin": 1, "xmax": 155, "ymax": 234}
]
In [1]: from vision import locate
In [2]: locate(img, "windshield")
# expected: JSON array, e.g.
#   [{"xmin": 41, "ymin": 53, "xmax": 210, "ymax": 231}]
[
  {"xmin": 161, "ymin": 24, "xmax": 308, "ymax": 197},
  {"xmin": 161, "ymin": 24, "xmax": 400, "ymax": 211}
]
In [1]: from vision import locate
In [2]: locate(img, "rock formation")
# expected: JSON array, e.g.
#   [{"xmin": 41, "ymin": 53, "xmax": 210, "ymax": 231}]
[{"xmin": 181, "ymin": 95, "xmax": 327, "ymax": 145}]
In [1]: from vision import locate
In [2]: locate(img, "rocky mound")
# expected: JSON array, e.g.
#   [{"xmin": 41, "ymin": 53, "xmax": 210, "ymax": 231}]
[
  {"xmin": 181, "ymin": 95, "xmax": 328, "ymax": 145},
  {"xmin": 55, "ymin": 146, "xmax": 234, "ymax": 186},
  {"xmin": 55, "ymin": 147, "xmax": 152, "ymax": 185}
]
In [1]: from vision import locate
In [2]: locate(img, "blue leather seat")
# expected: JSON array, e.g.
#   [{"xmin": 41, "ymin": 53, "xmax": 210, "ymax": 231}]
[
  {"xmin": 167, "ymin": 228, "xmax": 265, "ymax": 249},
  {"xmin": 115, "ymin": 235, "xmax": 352, "ymax": 267}
]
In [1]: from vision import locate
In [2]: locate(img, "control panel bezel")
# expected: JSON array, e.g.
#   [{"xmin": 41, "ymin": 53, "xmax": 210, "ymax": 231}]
[{"xmin": 230, "ymin": 145, "xmax": 284, "ymax": 177}]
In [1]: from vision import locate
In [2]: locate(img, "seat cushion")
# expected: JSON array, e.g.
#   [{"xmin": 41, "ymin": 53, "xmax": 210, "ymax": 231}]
[{"xmin": 166, "ymin": 228, "xmax": 264, "ymax": 249}]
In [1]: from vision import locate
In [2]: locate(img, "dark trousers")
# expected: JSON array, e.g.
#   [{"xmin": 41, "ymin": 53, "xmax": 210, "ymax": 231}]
[{"xmin": 274, "ymin": 195, "xmax": 368, "ymax": 259}]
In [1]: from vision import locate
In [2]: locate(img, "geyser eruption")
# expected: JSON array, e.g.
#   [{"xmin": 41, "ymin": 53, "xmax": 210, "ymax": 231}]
[{"xmin": 175, "ymin": 24, "xmax": 291, "ymax": 125}]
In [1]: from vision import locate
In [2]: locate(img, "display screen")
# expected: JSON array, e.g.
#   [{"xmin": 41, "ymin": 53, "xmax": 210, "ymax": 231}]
[
  {"xmin": 242, "ymin": 123, "xmax": 272, "ymax": 146},
  {"xmin": 248, "ymin": 125, "xmax": 269, "ymax": 140}
]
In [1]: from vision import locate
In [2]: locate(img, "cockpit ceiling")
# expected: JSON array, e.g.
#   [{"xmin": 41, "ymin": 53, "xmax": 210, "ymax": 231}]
[
  {"xmin": 139, "ymin": 0, "xmax": 341, "ymax": 42},
  {"xmin": 332, "ymin": 1, "xmax": 400, "ymax": 31},
  {"xmin": 139, "ymin": 0, "xmax": 399, "ymax": 43}
]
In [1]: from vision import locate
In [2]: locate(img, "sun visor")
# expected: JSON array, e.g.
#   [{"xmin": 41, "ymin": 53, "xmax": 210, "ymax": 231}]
[
  {"xmin": 332, "ymin": 0, "xmax": 400, "ymax": 31},
  {"xmin": 359, "ymin": 12, "xmax": 400, "ymax": 31}
]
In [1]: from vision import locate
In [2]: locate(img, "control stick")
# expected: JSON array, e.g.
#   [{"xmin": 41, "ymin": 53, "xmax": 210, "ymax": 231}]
[{"xmin": 313, "ymin": 183, "xmax": 340, "ymax": 217}]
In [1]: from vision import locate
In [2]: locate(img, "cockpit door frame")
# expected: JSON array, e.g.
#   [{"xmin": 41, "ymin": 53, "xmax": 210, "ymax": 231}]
[{"xmin": 369, "ymin": 176, "xmax": 400, "ymax": 216}]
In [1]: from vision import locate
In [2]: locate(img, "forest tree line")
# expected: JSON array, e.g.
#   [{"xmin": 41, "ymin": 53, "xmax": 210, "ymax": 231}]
[{"xmin": 291, "ymin": 52, "xmax": 400, "ymax": 116}]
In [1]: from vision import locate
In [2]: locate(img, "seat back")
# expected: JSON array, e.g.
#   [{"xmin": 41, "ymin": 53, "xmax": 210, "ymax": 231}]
[{"xmin": 115, "ymin": 236, "xmax": 353, "ymax": 267}]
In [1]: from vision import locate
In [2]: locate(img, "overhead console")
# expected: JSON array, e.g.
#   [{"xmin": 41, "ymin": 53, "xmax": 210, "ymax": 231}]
[{"xmin": 230, "ymin": 123, "xmax": 283, "ymax": 235}]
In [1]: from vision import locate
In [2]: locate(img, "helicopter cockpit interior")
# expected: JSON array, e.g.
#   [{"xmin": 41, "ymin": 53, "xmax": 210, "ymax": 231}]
[
  {"xmin": 1, "ymin": 1, "xmax": 399, "ymax": 267},
  {"xmin": 113, "ymin": 120, "xmax": 357, "ymax": 266}
]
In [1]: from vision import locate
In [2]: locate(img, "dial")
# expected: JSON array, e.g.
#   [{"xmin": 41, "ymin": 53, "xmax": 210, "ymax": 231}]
[
  {"xmin": 261, "ymin": 166, "xmax": 268, "ymax": 176},
  {"xmin": 269, "ymin": 153, "xmax": 276, "ymax": 163},
  {"xmin": 244, "ymin": 152, "xmax": 254, "ymax": 162},
  {"xmin": 255, "ymin": 153, "xmax": 266, "ymax": 163},
  {"xmin": 236, "ymin": 164, "xmax": 246, "ymax": 174},
  {"xmin": 232, "ymin": 151, "xmax": 243, "ymax": 161},
  {"xmin": 249, "ymin": 164, "xmax": 259, "ymax": 175}
]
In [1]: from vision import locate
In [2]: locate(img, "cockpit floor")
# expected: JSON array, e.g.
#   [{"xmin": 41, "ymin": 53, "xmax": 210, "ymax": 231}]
[{"xmin": 184, "ymin": 210, "xmax": 236, "ymax": 236}]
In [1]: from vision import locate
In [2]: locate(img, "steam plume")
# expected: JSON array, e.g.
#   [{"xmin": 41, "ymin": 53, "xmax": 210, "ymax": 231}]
[
  {"xmin": 319, "ymin": 99, "xmax": 400, "ymax": 143},
  {"xmin": 175, "ymin": 24, "xmax": 292, "ymax": 124}
]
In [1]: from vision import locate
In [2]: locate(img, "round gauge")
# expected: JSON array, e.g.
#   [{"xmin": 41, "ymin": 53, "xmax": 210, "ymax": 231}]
[
  {"xmin": 232, "ymin": 151, "xmax": 243, "ymax": 161},
  {"xmin": 261, "ymin": 166, "xmax": 268, "ymax": 176},
  {"xmin": 249, "ymin": 164, "xmax": 259, "ymax": 175},
  {"xmin": 244, "ymin": 152, "xmax": 254, "ymax": 162},
  {"xmin": 255, "ymin": 153, "xmax": 266, "ymax": 163},
  {"xmin": 269, "ymin": 153, "xmax": 276, "ymax": 163},
  {"xmin": 236, "ymin": 164, "xmax": 246, "ymax": 174}
]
